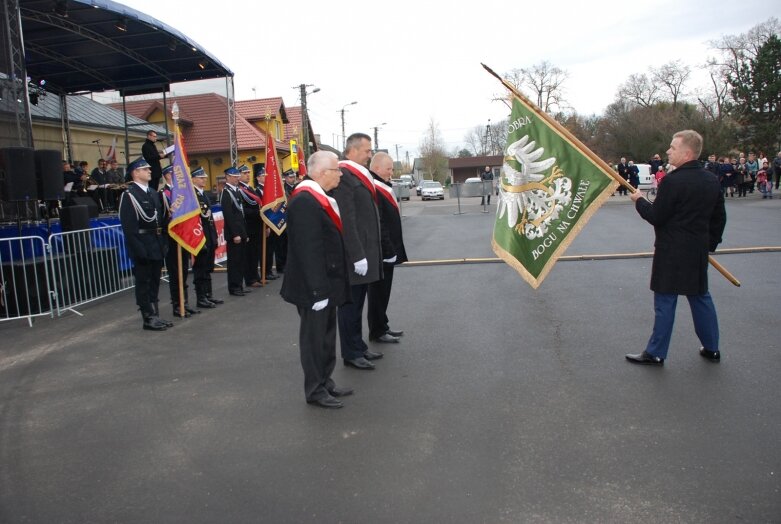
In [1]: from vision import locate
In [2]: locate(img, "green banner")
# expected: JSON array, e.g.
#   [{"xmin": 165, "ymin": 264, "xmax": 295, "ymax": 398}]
[{"xmin": 492, "ymin": 97, "xmax": 617, "ymax": 288}]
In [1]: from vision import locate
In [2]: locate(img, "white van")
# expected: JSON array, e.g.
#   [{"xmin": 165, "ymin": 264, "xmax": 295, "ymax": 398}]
[{"xmin": 634, "ymin": 163, "xmax": 654, "ymax": 189}]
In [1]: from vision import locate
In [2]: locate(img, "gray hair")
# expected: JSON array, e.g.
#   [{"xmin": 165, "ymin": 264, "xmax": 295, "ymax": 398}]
[
  {"xmin": 307, "ymin": 150, "xmax": 338, "ymax": 175},
  {"xmin": 344, "ymin": 133, "xmax": 371, "ymax": 156},
  {"xmin": 673, "ymin": 130, "xmax": 704, "ymax": 158},
  {"xmin": 370, "ymin": 151, "xmax": 393, "ymax": 170}
]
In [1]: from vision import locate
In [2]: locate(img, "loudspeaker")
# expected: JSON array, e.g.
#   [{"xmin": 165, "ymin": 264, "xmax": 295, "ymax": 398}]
[
  {"xmin": 68, "ymin": 196, "xmax": 99, "ymax": 218},
  {"xmin": 35, "ymin": 149, "xmax": 64, "ymax": 201},
  {"xmin": 60, "ymin": 204, "xmax": 90, "ymax": 232},
  {"xmin": 0, "ymin": 147, "xmax": 37, "ymax": 201}
]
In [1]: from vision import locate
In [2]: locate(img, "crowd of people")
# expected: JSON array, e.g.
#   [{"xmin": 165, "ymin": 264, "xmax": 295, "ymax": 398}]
[{"xmin": 118, "ymin": 132, "xmax": 408, "ymax": 409}]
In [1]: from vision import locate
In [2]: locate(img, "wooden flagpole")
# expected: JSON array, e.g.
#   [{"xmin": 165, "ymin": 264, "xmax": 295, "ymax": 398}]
[
  {"xmin": 481, "ymin": 63, "xmax": 740, "ymax": 287},
  {"xmin": 177, "ymin": 244, "xmax": 185, "ymax": 316}
]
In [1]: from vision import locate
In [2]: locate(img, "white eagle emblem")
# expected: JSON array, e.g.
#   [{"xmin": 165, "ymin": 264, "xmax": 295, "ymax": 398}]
[{"xmin": 497, "ymin": 135, "xmax": 572, "ymax": 239}]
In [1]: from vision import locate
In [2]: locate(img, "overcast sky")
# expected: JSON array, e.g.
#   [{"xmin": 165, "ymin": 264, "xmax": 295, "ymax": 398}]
[{"xmin": 113, "ymin": 0, "xmax": 775, "ymax": 161}]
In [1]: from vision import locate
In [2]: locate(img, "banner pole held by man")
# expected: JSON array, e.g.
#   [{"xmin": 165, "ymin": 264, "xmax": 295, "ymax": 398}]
[{"xmin": 481, "ymin": 63, "xmax": 739, "ymax": 288}]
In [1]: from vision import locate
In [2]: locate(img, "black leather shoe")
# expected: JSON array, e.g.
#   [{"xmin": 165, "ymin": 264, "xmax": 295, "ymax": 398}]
[
  {"xmin": 699, "ymin": 347, "xmax": 721, "ymax": 362},
  {"xmin": 364, "ymin": 350, "xmax": 384, "ymax": 360},
  {"xmin": 229, "ymin": 290, "xmax": 245, "ymax": 296},
  {"xmin": 207, "ymin": 296, "xmax": 224, "ymax": 304},
  {"xmin": 328, "ymin": 386, "xmax": 354, "ymax": 398},
  {"xmin": 625, "ymin": 351, "xmax": 664, "ymax": 365},
  {"xmin": 173, "ymin": 308, "xmax": 191, "ymax": 318},
  {"xmin": 197, "ymin": 299, "xmax": 217, "ymax": 309},
  {"xmin": 307, "ymin": 396, "xmax": 343, "ymax": 409},
  {"xmin": 371, "ymin": 333, "xmax": 399, "ymax": 343},
  {"xmin": 142, "ymin": 316, "xmax": 167, "ymax": 331},
  {"xmin": 344, "ymin": 357, "xmax": 375, "ymax": 370},
  {"xmin": 185, "ymin": 306, "xmax": 200, "ymax": 315},
  {"xmin": 240, "ymin": 287, "xmax": 252, "ymax": 293},
  {"xmin": 265, "ymin": 273, "xmax": 278, "ymax": 280},
  {"xmin": 386, "ymin": 329, "xmax": 404, "ymax": 337}
]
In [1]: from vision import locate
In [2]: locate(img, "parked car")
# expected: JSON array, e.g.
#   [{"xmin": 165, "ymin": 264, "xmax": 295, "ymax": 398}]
[
  {"xmin": 415, "ymin": 179, "xmax": 427, "ymax": 196},
  {"xmin": 634, "ymin": 163, "xmax": 654, "ymax": 190},
  {"xmin": 400, "ymin": 174, "xmax": 414, "ymax": 188},
  {"xmin": 420, "ymin": 180, "xmax": 444, "ymax": 200}
]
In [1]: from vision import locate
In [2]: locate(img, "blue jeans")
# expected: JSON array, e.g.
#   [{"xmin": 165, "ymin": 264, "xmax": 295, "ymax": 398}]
[{"xmin": 645, "ymin": 292, "xmax": 719, "ymax": 360}]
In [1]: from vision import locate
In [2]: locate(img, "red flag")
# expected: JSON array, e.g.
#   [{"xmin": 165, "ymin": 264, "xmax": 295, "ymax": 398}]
[
  {"xmin": 260, "ymin": 128, "xmax": 287, "ymax": 235},
  {"xmin": 297, "ymin": 145, "xmax": 307, "ymax": 176}
]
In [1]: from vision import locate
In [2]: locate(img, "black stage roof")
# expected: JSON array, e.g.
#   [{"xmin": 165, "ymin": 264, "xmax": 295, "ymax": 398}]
[{"xmin": 19, "ymin": 0, "xmax": 233, "ymax": 96}]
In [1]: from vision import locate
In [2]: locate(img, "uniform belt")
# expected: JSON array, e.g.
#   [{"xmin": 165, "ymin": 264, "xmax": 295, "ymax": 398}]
[{"xmin": 138, "ymin": 228, "xmax": 162, "ymax": 235}]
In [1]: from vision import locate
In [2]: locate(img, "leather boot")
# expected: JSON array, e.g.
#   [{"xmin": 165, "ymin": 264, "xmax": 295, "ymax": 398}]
[
  {"xmin": 206, "ymin": 281, "xmax": 223, "ymax": 304},
  {"xmin": 142, "ymin": 311, "xmax": 166, "ymax": 331},
  {"xmin": 172, "ymin": 304, "xmax": 191, "ymax": 318},
  {"xmin": 152, "ymin": 302, "xmax": 174, "ymax": 327}
]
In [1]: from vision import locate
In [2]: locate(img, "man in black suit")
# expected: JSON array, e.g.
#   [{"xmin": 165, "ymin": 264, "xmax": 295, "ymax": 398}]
[
  {"xmin": 220, "ymin": 166, "xmax": 250, "ymax": 296},
  {"xmin": 626, "ymin": 130, "xmax": 727, "ymax": 365},
  {"xmin": 191, "ymin": 167, "xmax": 222, "ymax": 308},
  {"xmin": 332, "ymin": 133, "xmax": 384, "ymax": 370},
  {"xmin": 118, "ymin": 158, "xmax": 172, "ymax": 331},
  {"xmin": 367, "ymin": 152, "xmax": 408, "ymax": 343},
  {"xmin": 141, "ymin": 130, "xmax": 166, "ymax": 191},
  {"xmin": 281, "ymin": 151, "xmax": 352, "ymax": 408},
  {"xmin": 617, "ymin": 157, "xmax": 628, "ymax": 196}
]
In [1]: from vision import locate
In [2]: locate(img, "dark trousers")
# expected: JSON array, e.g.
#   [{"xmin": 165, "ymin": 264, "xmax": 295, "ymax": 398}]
[
  {"xmin": 133, "ymin": 259, "xmax": 163, "ymax": 315},
  {"xmin": 245, "ymin": 232, "xmax": 261, "ymax": 285},
  {"xmin": 226, "ymin": 240, "xmax": 246, "ymax": 292},
  {"xmin": 367, "ymin": 262, "xmax": 395, "ymax": 339},
  {"xmin": 166, "ymin": 240, "xmax": 190, "ymax": 306},
  {"xmin": 192, "ymin": 245, "xmax": 214, "ymax": 300},
  {"xmin": 644, "ymin": 291, "xmax": 719, "ymax": 360},
  {"xmin": 338, "ymin": 283, "xmax": 369, "ymax": 360},
  {"xmin": 275, "ymin": 230, "xmax": 288, "ymax": 273},
  {"xmin": 298, "ymin": 305, "xmax": 337, "ymax": 402}
]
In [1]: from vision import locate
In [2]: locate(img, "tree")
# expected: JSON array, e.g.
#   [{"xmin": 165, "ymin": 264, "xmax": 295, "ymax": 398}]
[
  {"xmin": 728, "ymin": 34, "xmax": 781, "ymax": 152},
  {"xmin": 419, "ymin": 118, "xmax": 449, "ymax": 183},
  {"xmin": 457, "ymin": 148, "xmax": 473, "ymax": 158},
  {"xmin": 498, "ymin": 62, "xmax": 568, "ymax": 113},
  {"xmin": 651, "ymin": 60, "xmax": 691, "ymax": 108},
  {"xmin": 617, "ymin": 73, "xmax": 660, "ymax": 108}
]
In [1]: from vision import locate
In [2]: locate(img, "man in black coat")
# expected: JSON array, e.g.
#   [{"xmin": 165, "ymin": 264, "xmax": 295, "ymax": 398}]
[
  {"xmin": 367, "ymin": 152, "xmax": 408, "ymax": 343},
  {"xmin": 118, "ymin": 158, "xmax": 172, "ymax": 331},
  {"xmin": 627, "ymin": 130, "xmax": 727, "ymax": 365},
  {"xmin": 237, "ymin": 164, "xmax": 264, "ymax": 287},
  {"xmin": 332, "ymin": 133, "xmax": 384, "ymax": 370},
  {"xmin": 220, "ymin": 166, "xmax": 250, "ymax": 296},
  {"xmin": 281, "ymin": 151, "xmax": 352, "ymax": 408},
  {"xmin": 616, "ymin": 157, "xmax": 628, "ymax": 196},
  {"xmin": 141, "ymin": 130, "xmax": 166, "ymax": 191},
  {"xmin": 191, "ymin": 167, "xmax": 222, "ymax": 308}
]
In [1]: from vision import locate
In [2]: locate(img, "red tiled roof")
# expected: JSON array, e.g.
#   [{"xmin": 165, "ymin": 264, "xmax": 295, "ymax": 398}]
[
  {"xmin": 285, "ymin": 106, "xmax": 302, "ymax": 140},
  {"xmin": 108, "ymin": 93, "xmax": 290, "ymax": 155},
  {"xmin": 236, "ymin": 97, "xmax": 288, "ymax": 123}
]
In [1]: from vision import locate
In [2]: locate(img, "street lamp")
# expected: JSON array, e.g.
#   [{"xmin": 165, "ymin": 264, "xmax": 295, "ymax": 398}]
[
  {"xmin": 295, "ymin": 84, "xmax": 320, "ymax": 157},
  {"xmin": 372, "ymin": 122, "xmax": 387, "ymax": 150},
  {"xmin": 340, "ymin": 101, "xmax": 358, "ymax": 151}
]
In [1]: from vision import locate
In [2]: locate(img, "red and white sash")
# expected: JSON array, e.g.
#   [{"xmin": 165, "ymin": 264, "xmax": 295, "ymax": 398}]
[
  {"xmin": 239, "ymin": 183, "xmax": 263, "ymax": 207},
  {"xmin": 374, "ymin": 179, "xmax": 399, "ymax": 212},
  {"xmin": 293, "ymin": 180, "xmax": 342, "ymax": 233},
  {"xmin": 339, "ymin": 160, "xmax": 376, "ymax": 201}
]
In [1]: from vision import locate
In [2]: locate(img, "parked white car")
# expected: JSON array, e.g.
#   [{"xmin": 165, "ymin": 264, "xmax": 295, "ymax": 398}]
[{"xmin": 420, "ymin": 180, "xmax": 444, "ymax": 200}]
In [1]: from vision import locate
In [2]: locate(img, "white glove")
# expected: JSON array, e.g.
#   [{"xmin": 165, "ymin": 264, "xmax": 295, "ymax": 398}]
[
  {"xmin": 383, "ymin": 255, "xmax": 397, "ymax": 263},
  {"xmin": 354, "ymin": 258, "xmax": 368, "ymax": 276},
  {"xmin": 312, "ymin": 299, "xmax": 329, "ymax": 311}
]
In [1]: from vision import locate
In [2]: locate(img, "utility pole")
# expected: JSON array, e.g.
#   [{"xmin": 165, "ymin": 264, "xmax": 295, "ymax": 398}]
[
  {"xmin": 372, "ymin": 122, "xmax": 387, "ymax": 150},
  {"xmin": 394, "ymin": 144, "xmax": 400, "ymax": 161},
  {"xmin": 340, "ymin": 101, "xmax": 358, "ymax": 151},
  {"xmin": 295, "ymin": 84, "xmax": 319, "ymax": 158}
]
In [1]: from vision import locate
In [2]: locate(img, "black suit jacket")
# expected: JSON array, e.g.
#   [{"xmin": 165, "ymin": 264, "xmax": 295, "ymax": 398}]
[
  {"xmin": 635, "ymin": 160, "xmax": 726, "ymax": 295},
  {"xmin": 331, "ymin": 167, "xmax": 382, "ymax": 285},
  {"xmin": 119, "ymin": 183, "xmax": 167, "ymax": 262},
  {"xmin": 372, "ymin": 174, "xmax": 408, "ymax": 264},
  {"xmin": 196, "ymin": 188, "xmax": 217, "ymax": 250},
  {"xmin": 281, "ymin": 189, "xmax": 350, "ymax": 308},
  {"xmin": 238, "ymin": 182, "xmax": 262, "ymax": 235},
  {"xmin": 141, "ymin": 139, "xmax": 162, "ymax": 180},
  {"xmin": 220, "ymin": 185, "xmax": 247, "ymax": 240}
]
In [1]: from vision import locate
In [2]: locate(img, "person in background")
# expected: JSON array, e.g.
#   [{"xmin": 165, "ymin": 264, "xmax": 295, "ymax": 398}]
[
  {"xmin": 746, "ymin": 153, "xmax": 759, "ymax": 194},
  {"xmin": 757, "ymin": 161, "xmax": 772, "ymax": 199},
  {"xmin": 626, "ymin": 130, "xmax": 726, "ymax": 366},
  {"xmin": 616, "ymin": 158, "xmax": 628, "ymax": 196},
  {"xmin": 627, "ymin": 161, "xmax": 640, "ymax": 189},
  {"xmin": 736, "ymin": 156, "xmax": 748, "ymax": 197},
  {"xmin": 191, "ymin": 167, "xmax": 222, "ymax": 308}
]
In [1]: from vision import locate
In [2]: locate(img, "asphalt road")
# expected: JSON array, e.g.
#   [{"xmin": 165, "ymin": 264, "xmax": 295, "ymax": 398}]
[{"xmin": 1, "ymin": 191, "xmax": 779, "ymax": 523}]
